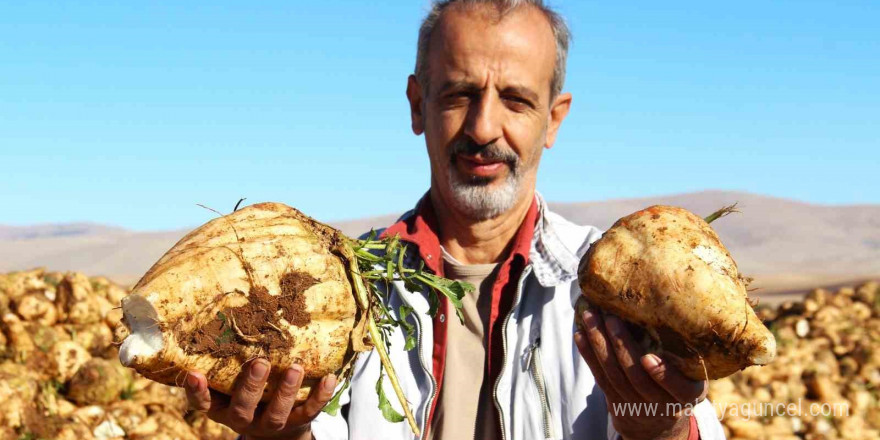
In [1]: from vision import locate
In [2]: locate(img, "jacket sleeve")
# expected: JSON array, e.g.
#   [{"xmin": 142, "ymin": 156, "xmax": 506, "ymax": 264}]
[{"xmin": 692, "ymin": 398, "xmax": 726, "ymax": 439}]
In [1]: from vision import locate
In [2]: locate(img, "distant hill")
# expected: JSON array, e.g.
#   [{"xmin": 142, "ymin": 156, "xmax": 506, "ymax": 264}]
[
  {"xmin": 546, "ymin": 190, "xmax": 880, "ymax": 298},
  {"xmin": 0, "ymin": 223, "xmax": 127, "ymax": 241},
  {"xmin": 2, "ymin": 191, "xmax": 878, "ymax": 298}
]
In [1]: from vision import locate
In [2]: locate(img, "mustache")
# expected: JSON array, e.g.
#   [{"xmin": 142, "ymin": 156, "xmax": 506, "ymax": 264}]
[{"xmin": 449, "ymin": 139, "xmax": 519, "ymax": 168}]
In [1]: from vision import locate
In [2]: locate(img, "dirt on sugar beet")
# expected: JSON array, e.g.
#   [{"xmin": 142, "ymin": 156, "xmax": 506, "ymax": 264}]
[
  {"xmin": 278, "ymin": 271, "xmax": 317, "ymax": 327},
  {"xmin": 181, "ymin": 271, "xmax": 318, "ymax": 357}
]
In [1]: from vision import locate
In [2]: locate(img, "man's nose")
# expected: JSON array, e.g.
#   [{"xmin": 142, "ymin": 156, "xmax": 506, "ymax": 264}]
[{"xmin": 464, "ymin": 93, "xmax": 503, "ymax": 146}]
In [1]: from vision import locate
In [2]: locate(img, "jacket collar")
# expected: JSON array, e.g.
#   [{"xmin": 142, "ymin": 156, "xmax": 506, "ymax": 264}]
[
  {"xmin": 529, "ymin": 192, "xmax": 583, "ymax": 287},
  {"xmin": 383, "ymin": 191, "xmax": 580, "ymax": 287}
]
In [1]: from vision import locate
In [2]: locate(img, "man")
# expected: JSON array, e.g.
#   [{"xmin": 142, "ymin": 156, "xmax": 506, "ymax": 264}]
[{"xmin": 184, "ymin": 1, "xmax": 726, "ymax": 439}]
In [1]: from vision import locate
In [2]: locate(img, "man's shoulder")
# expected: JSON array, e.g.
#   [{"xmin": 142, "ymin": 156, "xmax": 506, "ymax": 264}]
[
  {"xmin": 525, "ymin": 203, "xmax": 605, "ymax": 287},
  {"xmin": 540, "ymin": 205, "xmax": 605, "ymax": 259},
  {"xmin": 542, "ymin": 207, "xmax": 602, "ymax": 234}
]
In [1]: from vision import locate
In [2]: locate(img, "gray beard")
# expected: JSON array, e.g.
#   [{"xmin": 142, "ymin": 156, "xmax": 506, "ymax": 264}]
[{"xmin": 446, "ymin": 147, "xmax": 522, "ymax": 220}]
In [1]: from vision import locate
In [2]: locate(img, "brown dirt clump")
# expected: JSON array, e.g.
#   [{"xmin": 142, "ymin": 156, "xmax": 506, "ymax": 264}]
[
  {"xmin": 181, "ymin": 271, "xmax": 317, "ymax": 358},
  {"xmin": 183, "ymin": 313, "xmax": 238, "ymax": 357},
  {"xmin": 279, "ymin": 271, "xmax": 317, "ymax": 327}
]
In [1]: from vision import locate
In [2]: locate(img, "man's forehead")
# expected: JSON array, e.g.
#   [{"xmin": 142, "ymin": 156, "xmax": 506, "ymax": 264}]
[{"xmin": 426, "ymin": 4, "xmax": 556, "ymax": 97}]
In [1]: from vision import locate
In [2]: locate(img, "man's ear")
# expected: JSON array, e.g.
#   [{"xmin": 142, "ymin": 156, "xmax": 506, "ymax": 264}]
[
  {"xmin": 406, "ymin": 75, "xmax": 425, "ymax": 135},
  {"xmin": 545, "ymin": 92, "xmax": 572, "ymax": 149}
]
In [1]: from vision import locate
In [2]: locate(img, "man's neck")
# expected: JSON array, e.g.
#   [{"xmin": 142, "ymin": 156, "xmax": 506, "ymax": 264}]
[{"xmin": 430, "ymin": 187, "xmax": 534, "ymax": 265}]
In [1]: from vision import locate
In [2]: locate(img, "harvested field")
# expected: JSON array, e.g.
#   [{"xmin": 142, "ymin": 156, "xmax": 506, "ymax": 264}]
[{"xmin": 1, "ymin": 267, "xmax": 877, "ymax": 439}]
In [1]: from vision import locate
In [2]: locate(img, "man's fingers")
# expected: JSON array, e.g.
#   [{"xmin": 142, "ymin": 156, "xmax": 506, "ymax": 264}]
[
  {"xmin": 293, "ymin": 374, "xmax": 337, "ymax": 422},
  {"xmin": 581, "ymin": 310, "xmax": 644, "ymax": 403},
  {"xmin": 258, "ymin": 366, "xmax": 304, "ymax": 432},
  {"xmin": 184, "ymin": 372, "xmax": 231, "ymax": 422},
  {"xmin": 641, "ymin": 354, "xmax": 707, "ymax": 405},
  {"xmin": 603, "ymin": 315, "xmax": 675, "ymax": 404},
  {"xmin": 184, "ymin": 372, "xmax": 212, "ymax": 412},
  {"xmin": 574, "ymin": 331, "xmax": 623, "ymax": 403},
  {"xmin": 207, "ymin": 390, "xmax": 232, "ymax": 416},
  {"xmin": 226, "ymin": 358, "xmax": 271, "ymax": 430}
]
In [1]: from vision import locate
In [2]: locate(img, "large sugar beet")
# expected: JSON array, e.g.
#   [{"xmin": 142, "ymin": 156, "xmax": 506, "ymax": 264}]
[
  {"xmin": 119, "ymin": 201, "xmax": 471, "ymax": 435},
  {"xmin": 119, "ymin": 203, "xmax": 368, "ymax": 401},
  {"xmin": 577, "ymin": 205, "xmax": 776, "ymax": 380}
]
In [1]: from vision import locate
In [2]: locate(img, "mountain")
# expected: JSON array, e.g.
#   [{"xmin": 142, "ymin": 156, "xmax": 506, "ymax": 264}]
[
  {"xmin": 0, "ymin": 223, "xmax": 127, "ymax": 241},
  {"xmin": 2, "ymin": 191, "xmax": 878, "ymax": 298}
]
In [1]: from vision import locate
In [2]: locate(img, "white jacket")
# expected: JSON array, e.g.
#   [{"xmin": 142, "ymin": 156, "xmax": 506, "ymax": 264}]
[{"xmin": 311, "ymin": 195, "xmax": 726, "ymax": 440}]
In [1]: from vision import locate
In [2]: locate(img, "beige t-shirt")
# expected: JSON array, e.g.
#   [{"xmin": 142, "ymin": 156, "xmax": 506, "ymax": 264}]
[{"xmin": 429, "ymin": 249, "xmax": 500, "ymax": 440}]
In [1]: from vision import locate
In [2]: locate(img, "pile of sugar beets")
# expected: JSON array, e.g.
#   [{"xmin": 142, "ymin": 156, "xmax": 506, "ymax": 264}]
[
  {"xmin": 0, "ymin": 268, "xmax": 238, "ymax": 440},
  {"xmin": 708, "ymin": 281, "xmax": 880, "ymax": 440}
]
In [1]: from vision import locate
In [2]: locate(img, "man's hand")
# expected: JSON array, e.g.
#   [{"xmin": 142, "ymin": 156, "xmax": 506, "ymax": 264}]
[
  {"xmin": 184, "ymin": 359, "xmax": 338, "ymax": 440},
  {"xmin": 574, "ymin": 309, "xmax": 706, "ymax": 440}
]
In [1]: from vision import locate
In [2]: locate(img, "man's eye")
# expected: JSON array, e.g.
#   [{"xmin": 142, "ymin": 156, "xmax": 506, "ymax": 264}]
[
  {"xmin": 441, "ymin": 92, "xmax": 472, "ymax": 106},
  {"xmin": 503, "ymin": 96, "xmax": 532, "ymax": 109}
]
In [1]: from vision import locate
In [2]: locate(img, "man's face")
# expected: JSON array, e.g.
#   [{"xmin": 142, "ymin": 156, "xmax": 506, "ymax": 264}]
[{"xmin": 407, "ymin": 5, "xmax": 571, "ymax": 220}]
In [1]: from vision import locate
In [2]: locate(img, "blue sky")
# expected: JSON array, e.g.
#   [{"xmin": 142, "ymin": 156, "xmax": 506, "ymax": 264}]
[{"xmin": 2, "ymin": 1, "xmax": 878, "ymax": 231}]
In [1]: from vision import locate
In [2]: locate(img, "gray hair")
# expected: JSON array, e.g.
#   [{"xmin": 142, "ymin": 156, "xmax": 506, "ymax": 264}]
[{"xmin": 415, "ymin": 0, "xmax": 571, "ymax": 99}]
